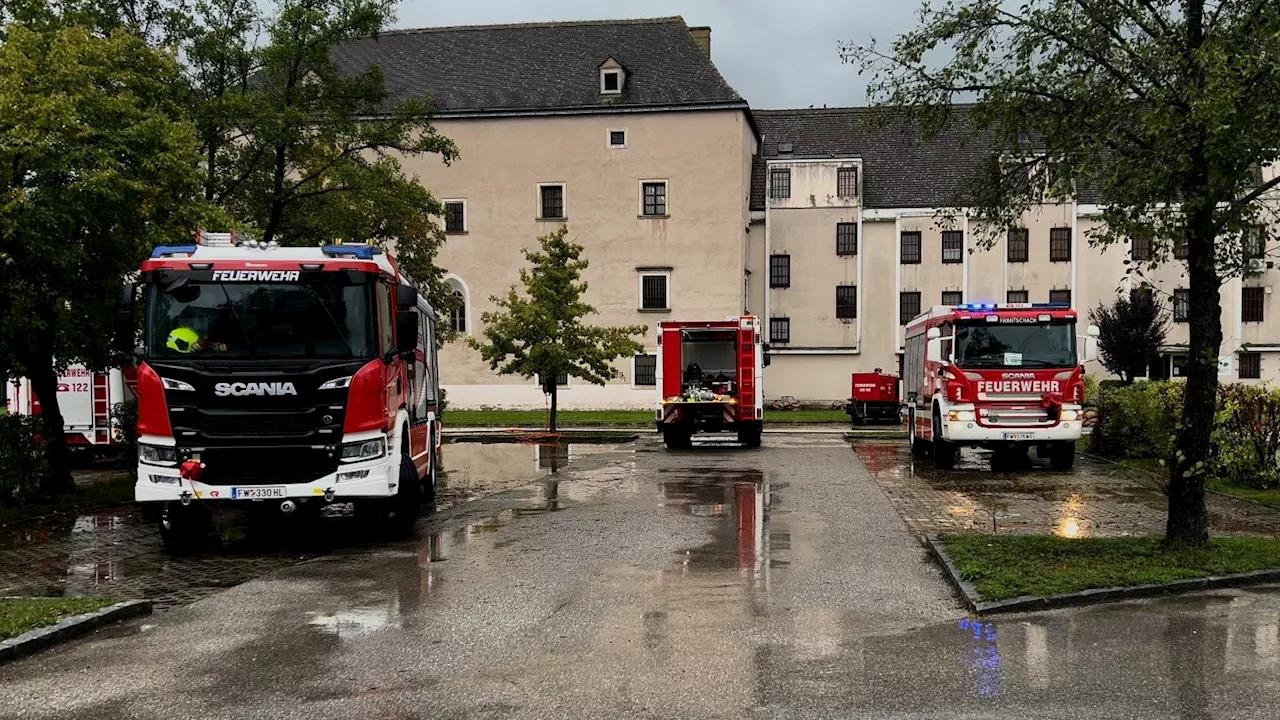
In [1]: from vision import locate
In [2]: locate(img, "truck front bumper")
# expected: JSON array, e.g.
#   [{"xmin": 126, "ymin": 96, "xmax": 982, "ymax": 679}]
[
  {"xmin": 135, "ymin": 452, "xmax": 398, "ymax": 503},
  {"xmin": 942, "ymin": 420, "xmax": 1082, "ymax": 444}
]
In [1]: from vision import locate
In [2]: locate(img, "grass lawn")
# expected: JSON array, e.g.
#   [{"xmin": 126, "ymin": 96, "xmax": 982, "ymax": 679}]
[
  {"xmin": 1208, "ymin": 478, "xmax": 1280, "ymax": 508},
  {"xmin": 0, "ymin": 597, "xmax": 117, "ymax": 641},
  {"xmin": 0, "ymin": 474, "xmax": 134, "ymax": 525},
  {"xmin": 940, "ymin": 534, "xmax": 1280, "ymax": 601},
  {"xmin": 445, "ymin": 408, "xmax": 851, "ymax": 427}
]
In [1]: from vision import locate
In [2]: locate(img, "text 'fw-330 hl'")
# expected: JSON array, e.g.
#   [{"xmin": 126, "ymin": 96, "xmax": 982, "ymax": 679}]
[{"xmin": 114, "ymin": 231, "xmax": 442, "ymax": 553}]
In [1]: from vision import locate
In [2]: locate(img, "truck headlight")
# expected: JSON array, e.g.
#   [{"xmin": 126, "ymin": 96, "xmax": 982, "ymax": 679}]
[
  {"xmin": 319, "ymin": 376, "xmax": 353, "ymax": 390},
  {"xmin": 1060, "ymin": 409, "xmax": 1080, "ymax": 421},
  {"xmin": 139, "ymin": 444, "xmax": 177, "ymax": 466},
  {"xmin": 340, "ymin": 438, "xmax": 385, "ymax": 463},
  {"xmin": 948, "ymin": 410, "xmax": 975, "ymax": 422},
  {"xmin": 160, "ymin": 377, "xmax": 195, "ymax": 392}
]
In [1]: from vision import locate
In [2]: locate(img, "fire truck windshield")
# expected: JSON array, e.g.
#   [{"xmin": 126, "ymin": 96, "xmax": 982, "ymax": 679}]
[
  {"xmin": 146, "ymin": 281, "xmax": 375, "ymax": 359},
  {"xmin": 953, "ymin": 320, "xmax": 1077, "ymax": 368}
]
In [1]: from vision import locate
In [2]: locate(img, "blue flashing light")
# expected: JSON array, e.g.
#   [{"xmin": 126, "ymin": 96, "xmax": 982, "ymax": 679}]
[
  {"xmin": 152, "ymin": 245, "xmax": 198, "ymax": 258},
  {"xmin": 321, "ymin": 244, "xmax": 376, "ymax": 260}
]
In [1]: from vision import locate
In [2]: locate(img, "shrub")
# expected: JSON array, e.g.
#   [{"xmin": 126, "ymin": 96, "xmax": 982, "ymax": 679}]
[
  {"xmin": 1212, "ymin": 384, "xmax": 1280, "ymax": 490},
  {"xmin": 111, "ymin": 399, "xmax": 138, "ymax": 476},
  {"xmin": 437, "ymin": 387, "xmax": 448, "ymax": 417},
  {"xmin": 1090, "ymin": 380, "xmax": 1183, "ymax": 461},
  {"xmin": 0, "ymin": 414, "xmax": 48, "ymax": 505}
]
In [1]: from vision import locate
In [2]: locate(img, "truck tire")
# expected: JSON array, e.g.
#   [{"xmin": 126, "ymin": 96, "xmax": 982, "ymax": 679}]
[
  {"xmin": 663, "ymin": 426, "xmax": 692, "ymax": 450},
  {"xmin": 158, "ymin": 501, "xmax": 211, "ymax": 555},
  {"xmin": 355, "ymin": 451, "xmax": 421, "ymax": 539},
  {"xmin": 738, "ymin": 425, "xmax": 762, "ymax": 448},
  {"xmin": 932, "ymin": 409, "xmax": 957, "ymax": 470},
  {"xmin": 1049, "ymin": 442, "xmax": 1077, "ymax": 471}
]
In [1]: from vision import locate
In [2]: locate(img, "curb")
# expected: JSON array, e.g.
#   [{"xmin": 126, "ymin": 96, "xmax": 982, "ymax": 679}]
[
  {"xmin": 926, "ymin": 535, "xmax": 1280, "ymax": 615},
  {"xmin": 0, "ymin": 600, "xmax": 152, "ymax": 664}
]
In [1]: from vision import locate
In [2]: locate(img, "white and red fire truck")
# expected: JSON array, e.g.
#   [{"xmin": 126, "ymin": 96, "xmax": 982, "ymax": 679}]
[
  {"xmin": 902, "ymin": 302, "xmax": 1098, "ymax": 471},
  {"xmin": 5, "ymin": 366, "xmax": 135, "ymax": 465},
  {"xmin": 117, "ymin": 232, "xmax": 442, "ymax": 552},
  {"xmin": 655, "ymin": 316, "xmax": 765, "ymax": 449}
]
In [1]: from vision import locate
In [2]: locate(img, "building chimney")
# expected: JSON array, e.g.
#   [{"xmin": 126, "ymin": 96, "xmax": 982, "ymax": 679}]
[{"xmin": 689, "ymin": 26, "xmax": 711, "ymax": 56}]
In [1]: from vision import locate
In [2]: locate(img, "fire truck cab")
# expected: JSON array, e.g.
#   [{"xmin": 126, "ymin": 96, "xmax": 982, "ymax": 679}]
[{"xmin": 902, "ymin": 302, "xmax": 1098, "ymax": 471}]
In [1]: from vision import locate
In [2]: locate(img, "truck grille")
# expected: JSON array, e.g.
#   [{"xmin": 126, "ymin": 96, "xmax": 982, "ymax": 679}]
[
  {"xmin": 979, "ymin": 408, "xmax": 1054, "ymax": 427},
  {"xmin": 175, "ymin": 408, "xmax": 341, "ymax": 439},
  {"xmin": 195, "ymin": 446, "xmax": 340, "ymax": 486}
]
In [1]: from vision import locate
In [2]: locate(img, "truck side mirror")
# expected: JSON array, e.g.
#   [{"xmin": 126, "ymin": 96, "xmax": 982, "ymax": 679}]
[
  {"xmin": 762, "ymin": 343, "xmax": 771, "ymax": 368},
  {"xmin": 1084, "ymin": 337, "xmax": 1099, "ymax": 363},
  {"xmin": 114, "ymin": 284, "xmax": 135, "ymax": 355},
  {"xmin": 926, "ymin": 338, "xmax": 947, "ymax": 365},
  {"xmin": 396, "ymin": 310, "xmax": 419, "ymax": 354},
  {"xmin": 396, "ymin": 284, "xmax": 419, "ymax": 309},
  {"xmin": 1086, "ymin": 324, "xmax": 1100, "ymax": 338}
]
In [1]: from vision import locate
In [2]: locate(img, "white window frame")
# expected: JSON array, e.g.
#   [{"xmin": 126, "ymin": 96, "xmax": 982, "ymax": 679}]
[
  {"xmin": 537, "ymin": 182, "xmax": 566, "ymax": 221},
  {"xmin": 631, "ymin": 352, "xmax": 658, "ymax": 389},
  {"xmin": 600, "ymin": 68, "xmax": 623, "ymax": 95},
  {"xmin": 639, "ymin": 179, "xmax": 670, "ymax": 218},
  {"xmin": 638, "ymin": 270, "xmax": 671, "ymax": 311},
  {"xmin": 607, "ymin": 128, "xmax": 628, "ymax": 149},
  {"xmin": 444, "ymin": 275, "xmax": 470, "ymax": 335},
  {"xmin": 442, "ymin": 198, "xmax": 467, "ymax": 234}
]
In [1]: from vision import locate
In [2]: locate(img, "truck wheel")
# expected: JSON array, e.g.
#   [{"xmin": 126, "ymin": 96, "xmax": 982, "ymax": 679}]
[
  {"xmin": 1049, "ymin": 442, "xmax": 1077, "ymax": 471},
  {"xmin": 664, "ymin": 427, "xmax": 692, "ymax": 450},
  {"xmin": 932, "ymin": 409, "xmax": 957, "ymax": 470},
  {"xmin": 737, "ymin": 426, "xmax": 762, "ymax": 448},
  {"xmin": 158, "ymin": 502, "xmax": 211, "ymax": 555},
  {"xmin": 356, "ymin": 452, "xmax": 421, "ymax": 539},
  {"xmin": 909, "ymin": 410, "xmax": 929, "ymax": 458}
]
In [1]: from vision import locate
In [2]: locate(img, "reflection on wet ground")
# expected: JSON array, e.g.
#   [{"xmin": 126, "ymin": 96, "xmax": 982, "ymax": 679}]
[
  {"xmin": 855, "ymin": 441, "xmax": 1280, "ymax": 537},
  {"xmin": 0, "ymin": 441, "xmax": 616, "ymax": 610}
]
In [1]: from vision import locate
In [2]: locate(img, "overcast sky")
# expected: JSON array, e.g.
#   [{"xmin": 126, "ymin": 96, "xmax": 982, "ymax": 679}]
[{"xmin": 393, "ymin": 0, "xmax": 918, "ymax": 109}]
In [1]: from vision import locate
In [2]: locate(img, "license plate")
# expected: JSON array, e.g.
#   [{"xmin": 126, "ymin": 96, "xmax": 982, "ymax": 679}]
[
  {"xmin": 1003, "ymin": 433, "xmax": 1034, "ymax": 441},
  {"xmin": 229, "ymin": 486, "xmax": 287, "ymax": 500}
]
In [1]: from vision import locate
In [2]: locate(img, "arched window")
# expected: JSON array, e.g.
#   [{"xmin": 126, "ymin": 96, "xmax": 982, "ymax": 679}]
[{"xmin": 447, "ymin": 277, "xmax": 468, "ymax": 334}]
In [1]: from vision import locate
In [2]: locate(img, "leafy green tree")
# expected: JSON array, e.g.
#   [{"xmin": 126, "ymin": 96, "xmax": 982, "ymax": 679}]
[
  {"xmin": 0, "ymin": 20, "xmax": 207, "ymax": 492},
  {"xmin": 1090, "ymin": 288, "xmax": 1170, "ymax": 385},
  {"xmin": 470, "ymin": 228, "xmax": 646, "ymax": 432},
  {"xmin": 844, "ymin": 0, "xmax": 1280, "ymax": 547}
]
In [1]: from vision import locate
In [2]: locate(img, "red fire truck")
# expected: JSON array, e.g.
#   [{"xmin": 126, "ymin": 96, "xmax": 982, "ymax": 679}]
[
  {"xmin": 902, "ymin": 302, "xmax": 1098, "ymax": 471},
  {"xmin": 845, "ymin": 369, "xmax": 901, "ymax": 425},
  {"xmin": 655, "ymin": 316, "xmax": 765, "ymax": 449},
  {"xmin": 116, "ymin": 233, "xmax": 442, "ymax": 552},
  {"xmin": 5, "ymin": 366, "xmax": 136, "ymax": 465}
]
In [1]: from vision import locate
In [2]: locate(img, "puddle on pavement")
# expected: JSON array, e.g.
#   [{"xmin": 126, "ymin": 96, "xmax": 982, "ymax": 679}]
[
  {"xmin": 656, "ymin": 469, "xmax": 787, "ymax": 584},
  {"xmin": 437, "ymin": 441, "xmax": 621, "ymax": 505}
]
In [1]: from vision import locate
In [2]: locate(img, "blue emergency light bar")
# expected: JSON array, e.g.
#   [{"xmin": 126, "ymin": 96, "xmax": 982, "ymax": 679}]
[
  {"xmin": 321, "ymin": 244, "xmax": 377, "ymax": 260},
  {"xmin": 151, "ymin": 245, "xmax": 198, "ymax": 258},
  {"xmin": 956, "ymin": 302, "xmax": 1071, "ymax": 311}
]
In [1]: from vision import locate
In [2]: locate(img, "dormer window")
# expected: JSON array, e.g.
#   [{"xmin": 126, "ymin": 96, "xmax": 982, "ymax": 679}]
[{"xmin": 599, "ymin": 59, "xmax": 625, "ymax": 95}]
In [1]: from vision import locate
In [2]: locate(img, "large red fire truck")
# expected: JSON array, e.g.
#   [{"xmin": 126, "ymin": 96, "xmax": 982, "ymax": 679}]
[
  {"xmin": 116, "ymin": 232, "xmax": 441, "ymax": 552},
  {"xmin": 902, "ymin": 302, "xmax": 1098, "ymax": 471},
  {"xmin": 655, "ymin": 316, "xmax": 765, "ymax": 449}
]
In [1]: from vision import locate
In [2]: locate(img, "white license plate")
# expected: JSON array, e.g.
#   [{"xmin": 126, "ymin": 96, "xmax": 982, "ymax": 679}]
[
  {"xmin": 229, "ymin": 486, "xmax": 287, "ymax": 500},
  {"xmin": 1002, "ymin": 433, "xmax": 1035, "ymax": 441}
]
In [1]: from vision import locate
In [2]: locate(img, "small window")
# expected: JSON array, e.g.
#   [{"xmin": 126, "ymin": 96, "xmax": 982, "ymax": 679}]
[
  {"xmin": 770, "ymin": 169, "xmax": 791, "ymax": 200},
  {"xmin": 899, "ymin": 291, "xmax": 921, "ymax": 325},
  {"xmin": 1132, "ymin": 232, "xmax": 1153, "ymax": 262},
  {"xmin": 942, "ymin": 230, "xmax": 964, "ymax": 264},
  {"xmin": 836, "ymin": 285, "xmax": 857, "ymax": 319},
  {"xmin": 837, "ymin": 167, "xmax": 858, "ymax": 198},
  {"xmin": 836, "ymin": 223, "xmax": 858, "ymax": 256},
  {"xmin": 1049, "ymin": 289, "xmax": 1072, "ymax": 305},
  {"xmin": 601, "ymin": 70, "xmax": 621, "ymax": 94},
  {"xmin": 770, "ymin": 317, "xmax": 790, "ymax": 344},
  {"xmin": 634, "ymin": 354, "xmax": 657, "ymax": 386},
  {"xmin": 941, "ymin": 291, "xmax": 963, "ymax": 306},
  {"xmin": 444, "ymin": 201, "xmax": 466, "ymax": 234},
  {"xmin": 1050, "ymin": 227, "xmax": 1072, "ymax": 262},
  {"xmin": 539, "ymin": 184, "xmax": 565, "ymax": 220},
  {"xmin": 1239, "ymin": 352, "xmax": 1262, "ymax": 380},
  {"xmin": 641, "ymin": 181, "xmax": 667, "ymax": 216},
  {"xmin": 1007, "ymin": 290, "xmax": 1030, "ymax": 304},
  {"xmin": 769, "ymin": 254, "xmax": 790, "ymax": 288},
  {"xmin": 1243, "ymin": 287, "xmax": 1265, "ymax": 322},
  {"xmin": 900, "ymin": 231, "xmax": 922, "ymax": 264},
  {"xmin": 1174, "ymin": 229, "xmax": 1189, "ymax": 260},
  {"xmin": 450, "ymin": 289, "xmax": 466, "ymax": 334},
  {"xmin": 1245, "ymin": 226, "xmax": 1266, "ymax": 260},
  {"xmin": 609, "ymin": 129, "xmax": 627, "ymax": 148},
  {"xmin": 537, "ymin": 373, "xmax": 569, "ymax": 387},
  {"xmin": 1174, "ymin": 288, "xmax": 1190, "ymax": 322},
  {"xmin": 640, "ymin": 272, "xmax": 669, "ymax": 311},
  {"xmin": 1007, "ymin": 229, "xmax": 1029, "ymax": 263}
]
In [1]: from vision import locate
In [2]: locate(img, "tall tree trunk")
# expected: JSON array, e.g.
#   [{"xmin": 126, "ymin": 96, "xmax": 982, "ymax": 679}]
[
  {"xmin": 548, "ymin": 383, "xmax": 558, "ymax": 433},
  {"xmin": 26, "ymin": 359, "xmax": 74, "ymax": 495},
  {"xmin": 261, "ymin": 145, "xmax": 288, "ymax": 244}
]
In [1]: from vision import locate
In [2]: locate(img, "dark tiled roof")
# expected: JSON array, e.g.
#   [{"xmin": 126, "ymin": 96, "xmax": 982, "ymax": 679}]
[
  {"xmin": 749, "ymin": 106, "xmax": 1101, "ymax": 210},
  {"xmin": 332, "ymin": 17, "xmax": 746, "ymax": 115}
]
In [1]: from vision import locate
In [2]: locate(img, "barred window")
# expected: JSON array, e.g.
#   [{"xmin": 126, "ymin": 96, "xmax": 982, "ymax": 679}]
[
  {"xmin": 942, "ymin": 230, "xmax": 964, "ymax": 264},
  {"xmin": 444, "ymin": 201, "xmax": 466, "ymax": 233},
  {"xmin": 640, "ymin": 273, "xmax": 669, "ymax": 311},
  {"xmin": 770, "ymin": 317, "xmax": 790, "ymax": 343},
  {"xmin": 1131, "ymin": 232, "xmax": 1153, "ymax": 261},
  {"xmin": 1239, "ymin": 352, "xmax": 1262, "ymax": 380},
  {"xmin": 836, "ymin": 223, "xmax": 858, "ymax": 256},
  {"xmin": 837, "ymin": 167, "xmax": 858, "ymax": 197},
  {"xmin": 539, "ymin": 185, "xmax": 565, "ymax": 219},
  {"xmin": 1049, "ymin": 227, "xmax": 1072, "ymax": 262},
  {"xmin": 941, "ymin": 291, "xmax": 963, "ymax": 306},
  {"xmin": 1007, "ymin": 290, "xmax": 1030, "ymax": 304},
  {"xmin": 1007, "ymin": 229, "xmax": 1029, "ymax": 263},
  {"xmin": 769, "ymin": 254, "xmax": 791, "ymax": 288},
  {"xmin": 1245, "ymin": 226, "xmax": 1267, "ymax": 260},
  {"xmin": 770, "ymin": 169, "xmax": 791, "ymax": 199},
  {"xmin": 1174, "ymin": 288, "xmax": 1190, "ymax": 322},
  {"xmin": 1243, "ymin": 287, "xmax": 1265, "ymax": 323},
  {"xmin": 900, "ymin": 291, "xmax": 921, "ymax": 325},
  {"xmin": 1049, "ymin": 289, "xmax": 1072, "ymax": 305},
  {"xmin": 634, "ymin": 354, "xmax": 657, "ymax": 386},
  {"xmin": 900, "ymin": 231, "xmax": 922, "ymax": 264},
  {"xmin": 836, "ymin": 285, "xmax": 858, "ymax": 319},
  {"xmin": 1174, "ymin": 229, "xmax": 1189, "ymax": 260}
]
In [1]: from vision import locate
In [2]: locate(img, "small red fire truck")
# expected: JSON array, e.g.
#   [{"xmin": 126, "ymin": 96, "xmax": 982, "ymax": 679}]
[
  {"xmin": 117, "ymin": 232, "xmax": 442, "ymax": 552},
  {"xmin": 655, "ymin": 316, "xmax": 765, "ymax": 449},
  {"xmin": 902, "ymin": 302, "xmax": 1098, "ymax": 470},
  {"xmin": 845, "ymin": 369, "xmax": 901, "ymax": 425},
  {"xmin": 5, "ymin": 366, "xmax": 135, "ymax": 465}
]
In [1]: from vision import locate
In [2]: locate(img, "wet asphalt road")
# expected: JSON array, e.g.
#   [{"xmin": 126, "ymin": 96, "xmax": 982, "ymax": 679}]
[{"xmin": 3, "ymin": 435, "xmax": 1280, "ymax": 719}]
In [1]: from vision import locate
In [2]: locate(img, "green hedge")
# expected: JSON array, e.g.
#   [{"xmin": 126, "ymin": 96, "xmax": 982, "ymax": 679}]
[
  {"xmin": 0, "ymin": 415, "xmax": 48, "ymax": 505},
  {"xmin": 1089, "ymin": 380, "xmax": 1184, "ymax": 462},
  {"xmin": 1213, "ymin": 384, "xmax": 1280, "ymax": 490}
]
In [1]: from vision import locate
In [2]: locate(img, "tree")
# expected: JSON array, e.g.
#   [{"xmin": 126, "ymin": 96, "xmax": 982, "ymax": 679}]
[
  {"xmin": 1090, "ymin": 288, "xmax": 1170, "ymax": 384},
  {"xmin": 844, "ymin": 0, "xmax": 1280, "ymax": 547},
  {"xmin": 0, "ymin": 20, "xmax": 207, "ymax": 492},
  {"xmin": 470, "ymin": 228, "xmax": 646, "ymax": 432},
  {"xmin": 181, "ymin": 0, "xmax": 462, "ymax": 337}
]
